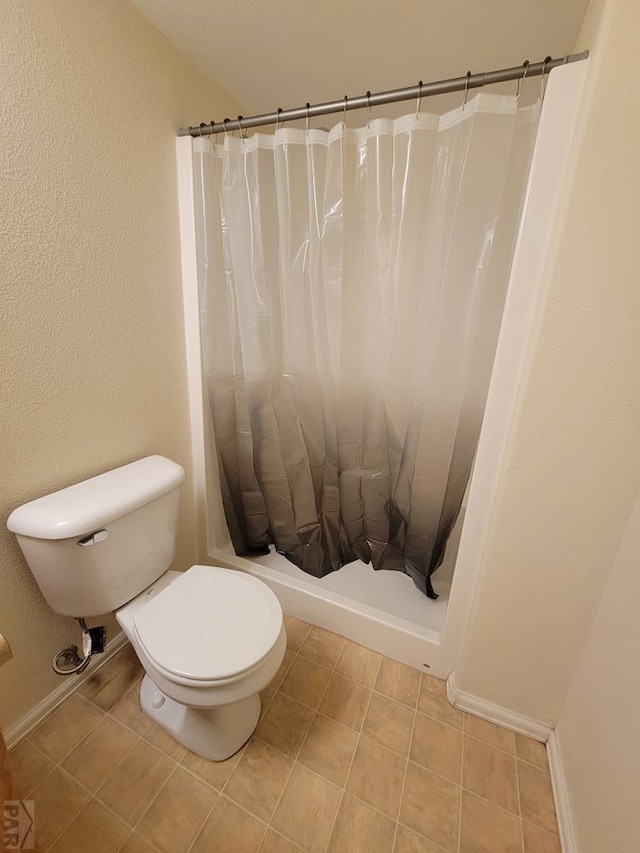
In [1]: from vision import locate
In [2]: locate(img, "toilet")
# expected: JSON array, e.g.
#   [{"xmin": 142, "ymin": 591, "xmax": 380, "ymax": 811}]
[{"xmin": 7, "ymin": 456, "xmax": 286, "ymax": 760}]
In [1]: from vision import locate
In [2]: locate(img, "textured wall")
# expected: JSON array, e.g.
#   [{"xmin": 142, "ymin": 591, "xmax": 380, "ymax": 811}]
[
  {"xmin": 0, "ymin": 0, "xmax": 239, "ymax": 729},
  {"xmin": 457, "ymin": 0, "xmax": 640, "ymax": 724},
  {"xmin": 556, "ymin": 484, "xmax": 640, "ymax": 852}
]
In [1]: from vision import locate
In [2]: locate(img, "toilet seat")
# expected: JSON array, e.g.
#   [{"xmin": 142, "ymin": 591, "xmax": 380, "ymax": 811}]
[{"xmin": 133, "ymin": 565, "xmax": 283, "ymax": 686}]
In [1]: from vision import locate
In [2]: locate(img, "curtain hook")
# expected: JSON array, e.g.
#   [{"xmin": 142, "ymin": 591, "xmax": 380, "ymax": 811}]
[
  {"xmin": 209, "ymin": 119, "xmax": 216, "ymax": 136},
  {"xmin": 223, "ymin": 118, "xmax": 230, "ymax": 142},
  {"xmin": 198, "ymin": 122, "xmax": 206, "ymax": 137},
  {"xmin": 415, "ymin": 81, "xmax": 423, "ymax": 120},
  {"xmin": 462, "ymin": 71, "xmax": 471, "ymax": 110},
  {"xmin": 305, "ymin": 102, "xmax": 311, "ymax": 133},
  {"xmin": 366, "ymin": 90, "xmax": 372, "ymax": 128},
  {"xmin": 516, "ymin": 61, "xmax": 529, "ymax": 101},
  {"xmin": 343, "ymin": 95, "xmax": 348, "ymax": 126},
  {"xmin": 540, "ymin": 55, "xmax": 552, "ymax": 101},
  {"xmin": 237, "ymin": 115, "xmax": 247, "ymax": 141},
  {"xmin": 276, "ymin": 107, "xmax": 283, "ymax": 132}
]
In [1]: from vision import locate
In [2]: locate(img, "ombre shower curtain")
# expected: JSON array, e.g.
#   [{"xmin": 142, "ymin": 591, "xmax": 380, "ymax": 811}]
[{"xmin": 193, "ymin": 94, "xmax": 539, "ymax": 598}]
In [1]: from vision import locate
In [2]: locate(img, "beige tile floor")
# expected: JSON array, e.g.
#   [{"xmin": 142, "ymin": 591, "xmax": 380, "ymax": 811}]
[{"xmin": 9, "ymin": 617, "xmax": 561, "ymax": 852}]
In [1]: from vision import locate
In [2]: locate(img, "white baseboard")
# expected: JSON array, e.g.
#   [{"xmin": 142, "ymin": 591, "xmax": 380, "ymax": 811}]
[
  {"xmin": 547, "ymin": 731, "xmax": 577, "ymax": 853},
  {"xmin": 5, "ymin": 631, "xmax": 128, "ymax": 750},
  {"xmin": 447, "ymin": 672, "xmax": 553, "ymax": 742}
]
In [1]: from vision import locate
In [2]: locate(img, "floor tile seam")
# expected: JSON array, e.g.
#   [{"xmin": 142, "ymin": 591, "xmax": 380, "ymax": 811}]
[
  {"xmin": 341, "ymin": 773, "xmax": 410, "ymax": 824},
  {"xmin": 116, "ymin": 830, "xmax": 164, "ymax": 853},
  {"xmin": 326, "ymin": 664, "xmax": 379, "ymax": 848},
  {"xmin": 29, "ymin": 694, "xmax": 107, "ymax": 765},
  {"xmin": 60, "ymin": 726, "xmax": 143, "ymax": 795},
  {"xmin": 184, "ymin": 791, "xmax": 221, "ymax": 853},
  {"xmin": 514, "ymin": 807, "xmax": 560, "ymax": 838},
  {"xmin": 395, "ymin": 819, "xmax": 451, "ymax": 853},
  {"xmin": 296, "ymin": 646, "xmax": 419, "ymax": 698},
  {"xmin": 515, "ymin": 738, "xmax": 526, "ymax": 853},
  {"xmin": 414, "ymin": 704, "xmax": 464, "ymax": 735},
  {"xmin": 23, "ymin": 765, "xmax": 56, "ymax": 800},
  {"xmin": 141, "ymin": 731, "xmax": 188, "ymax": 763},
  {"xmin": 78, "ymin": 684, "xmax": 132, "ymax": 716},
  {"xmin": 276, "ymin": 649, "xmax": 298, "ymax": 687},
  {"xmin": 133, "ymin": 760, "xmax": 212, "ymax": 848},
  {"xmin": 263, "ymin": 756, "xmax": 299, "ymax": 843},
  {"xmin": 456, "ymin": 702, "xmax": 464, "ymax": 853},
  {"xmin": 15, "ymin": 738, "xmax": 58, "ymax": 797},
  {"xmin": 41, "ymin": 767, "xmax": 133, "ymax": 853},
  {"xmin": 92, "ymin": 738, "xmax": 179, "ymax": 821},
  {"xmin": 324, "ymin": 657, "xmax": 381, "ymax": 849},
  {"xmin": 392, "ymin": 678, "xmax": 418, "ymax": 850},
  {"xmin": 296, "ymin": 645, "xmax": 344, "ymax": 673},
  {"xmin": 279, "ymin": 661, "xmax": 378, "ymax": 716},
  {"xmin": 520, "ymin": 817, "xmax": 561, "ymax": 840},
  {"xmin": 176, "ymin": 756, "xmax": 227, "ymax": 794},
  {"xmin": 107, "ymin": 693, "xmax": 153, "ymax": 736},
  {"xmin": 38, "ymin": 798, "xmax": 82, "ymax": 853},
  {"xmin": 272, "ymin": 683, "xmax": 370, "ymax": 728},
  {"xmin": 355, "ymin": 729, "xmax": 416, "ymax": 771},
  {"xmin": 288, "ymin": 651, "xmax": 337, "ymax": 678},
  {"xmin": 216, "ymin": 743, "xmax": 249, "ymax": 798},
  {"xmin": 459, "ymin": 785, "xmax": 524, "ymax": 821},
  {"xmin": 287, "ymin": 623, "xmax": 312, "ymax": 657},
  {"xmin": 263, "ymin": 826, "xmax": 307, "ymax": 852},
  {"xmin": 514, "ymin": 753, "xmax": 551, "ymax": 773},
  {"xmin": 514, "ymin": 757, "xmax": 557, "ymax": 829},
  {"xmin": 291, "ymin": 656, "xmax": 337, "ymax": 760},
  {"xmin": 462, "ymin": 729, "xmax": 518, "ymax": 757},
  {"xmin": 106, "ymin": 706, "xmax": 152, "ymax": 736},
  {"xmin": 321, "ymin": 787, "xmax": 346, "ymax": 852},
  {"xmin": 221, "ymin": 791, "xmax": 271, "ymax": 830}
]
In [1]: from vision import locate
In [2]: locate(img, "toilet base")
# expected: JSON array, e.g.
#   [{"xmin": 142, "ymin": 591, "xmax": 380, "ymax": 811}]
[{"xmin": 139, "ymin": 674, "xmax": 261, "ymax": 761}]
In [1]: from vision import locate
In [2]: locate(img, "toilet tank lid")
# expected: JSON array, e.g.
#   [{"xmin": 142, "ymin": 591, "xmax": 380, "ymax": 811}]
[{"xmin": 7, "ymin": 456, "xmax": 185, "ymax": 540}]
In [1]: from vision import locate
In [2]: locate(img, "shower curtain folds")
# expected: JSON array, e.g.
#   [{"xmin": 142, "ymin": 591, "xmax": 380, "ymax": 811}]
[{"xmin": 192, "ymin": 94, "xmax": 539, "ymax": 598}]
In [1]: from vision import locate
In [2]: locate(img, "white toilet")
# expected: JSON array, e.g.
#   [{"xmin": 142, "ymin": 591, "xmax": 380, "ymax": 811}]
[{"xmin": 7, "ymin": 456, "xmax": 286, "ymax": 760}]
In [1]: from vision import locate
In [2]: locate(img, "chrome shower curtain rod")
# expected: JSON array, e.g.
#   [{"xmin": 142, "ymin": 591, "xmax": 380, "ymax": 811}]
[{"xmin": 178, "ymin": 51, "xmax": 588, "ymax": 138}]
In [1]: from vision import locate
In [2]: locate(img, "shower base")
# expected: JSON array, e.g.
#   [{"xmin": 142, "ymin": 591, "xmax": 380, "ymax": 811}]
[{"xmin": 207, "ymin": 546, "xmax": 453, "ymax": 678}]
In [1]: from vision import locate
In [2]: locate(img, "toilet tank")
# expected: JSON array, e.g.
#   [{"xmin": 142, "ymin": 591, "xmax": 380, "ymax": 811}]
[{"xmin": 7, "ymin": 456, "xmax": 185, "ymax": 618}]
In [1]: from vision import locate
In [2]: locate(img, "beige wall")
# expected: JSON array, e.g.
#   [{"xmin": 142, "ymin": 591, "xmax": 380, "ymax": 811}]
[
  {"xmin": 0, "ymin": 0, "xmax": 239, "ymax": 729},
  {"xmin": 457, "ymin": 0, "xmax": 640, "ymax": 725},
  {"xmin": 556, "ymin": 484, "xmax": 640, "ymax": 852}
]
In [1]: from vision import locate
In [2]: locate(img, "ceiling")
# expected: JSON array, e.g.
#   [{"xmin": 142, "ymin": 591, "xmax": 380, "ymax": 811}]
[{"xmin": 130, "ymin": 0, "xmax": 590, "ymax": 121}]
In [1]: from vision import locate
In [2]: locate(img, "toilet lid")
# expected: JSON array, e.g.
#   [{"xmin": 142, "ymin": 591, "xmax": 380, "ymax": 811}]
[{"xmin": 133, "ymin": 565, "xmax": 282, "ymax": 682}]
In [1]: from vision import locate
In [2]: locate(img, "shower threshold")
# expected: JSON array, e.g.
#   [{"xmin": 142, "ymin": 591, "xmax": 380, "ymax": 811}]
[{"xmin": 207, "ymin": 546, "xmax": 452, "ymax": 676}]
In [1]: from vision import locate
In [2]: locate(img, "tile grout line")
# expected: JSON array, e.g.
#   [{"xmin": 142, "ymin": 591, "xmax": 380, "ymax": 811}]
[
  {"xmin": 28, "ymin": 692, "xmax": 106, "ymax": 766},
  {"xmin": 265, "ymin": 626, "xmax": 346, "ymax": 850},
  {"xmin": 458, "ymin": 707, "xmax": 466, "ymax": 853},
  {"xmin": 250, "ymin": 622, "xmax": 312, "ymax": 850},
  {"xmin": 515, "ymin": 754, "xmax": 526, "ymax": 853},
  {"xmin": 91, "ymin": 735, "xmax": 181, "ymax": 836},
  {"xmin": 322, "ymin": 651, "xmax": 383, "ymax": 852},
  {"xmin": 42, "ymin": 759, "xmax": 147, "ymax": 852},
  {"xmin": 391, "ymin": 670, "xmax": 420, "ymax": 852},
  {"xmin": 130, "ymin": 761, "xmax": 184, "ymax": 842},
  {"xmin": 184, "ymin": 792, "xmax": 221, "ymax": 853},
  {"xmin": 27, "ymin": 695, "xmax": 142, "ymax": 851},
  {"xmin": 238, "ymin": 616, "xmax": 309, "ymax": 853}
]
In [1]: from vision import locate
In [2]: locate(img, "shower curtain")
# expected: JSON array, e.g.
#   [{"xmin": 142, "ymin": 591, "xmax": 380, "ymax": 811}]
[{"xmin": 193, "ymin": 93, "xmax": 539, "ymax": 598}]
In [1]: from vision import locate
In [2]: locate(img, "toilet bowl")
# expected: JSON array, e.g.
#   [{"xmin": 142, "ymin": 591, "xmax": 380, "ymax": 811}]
[
  {"xmin": 6, "ymin": 455, "xmax": 286, "ymax": 761},
  {"xmin": 116, "ymin": 565, "xmax": 286, "ymax": 759}
]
